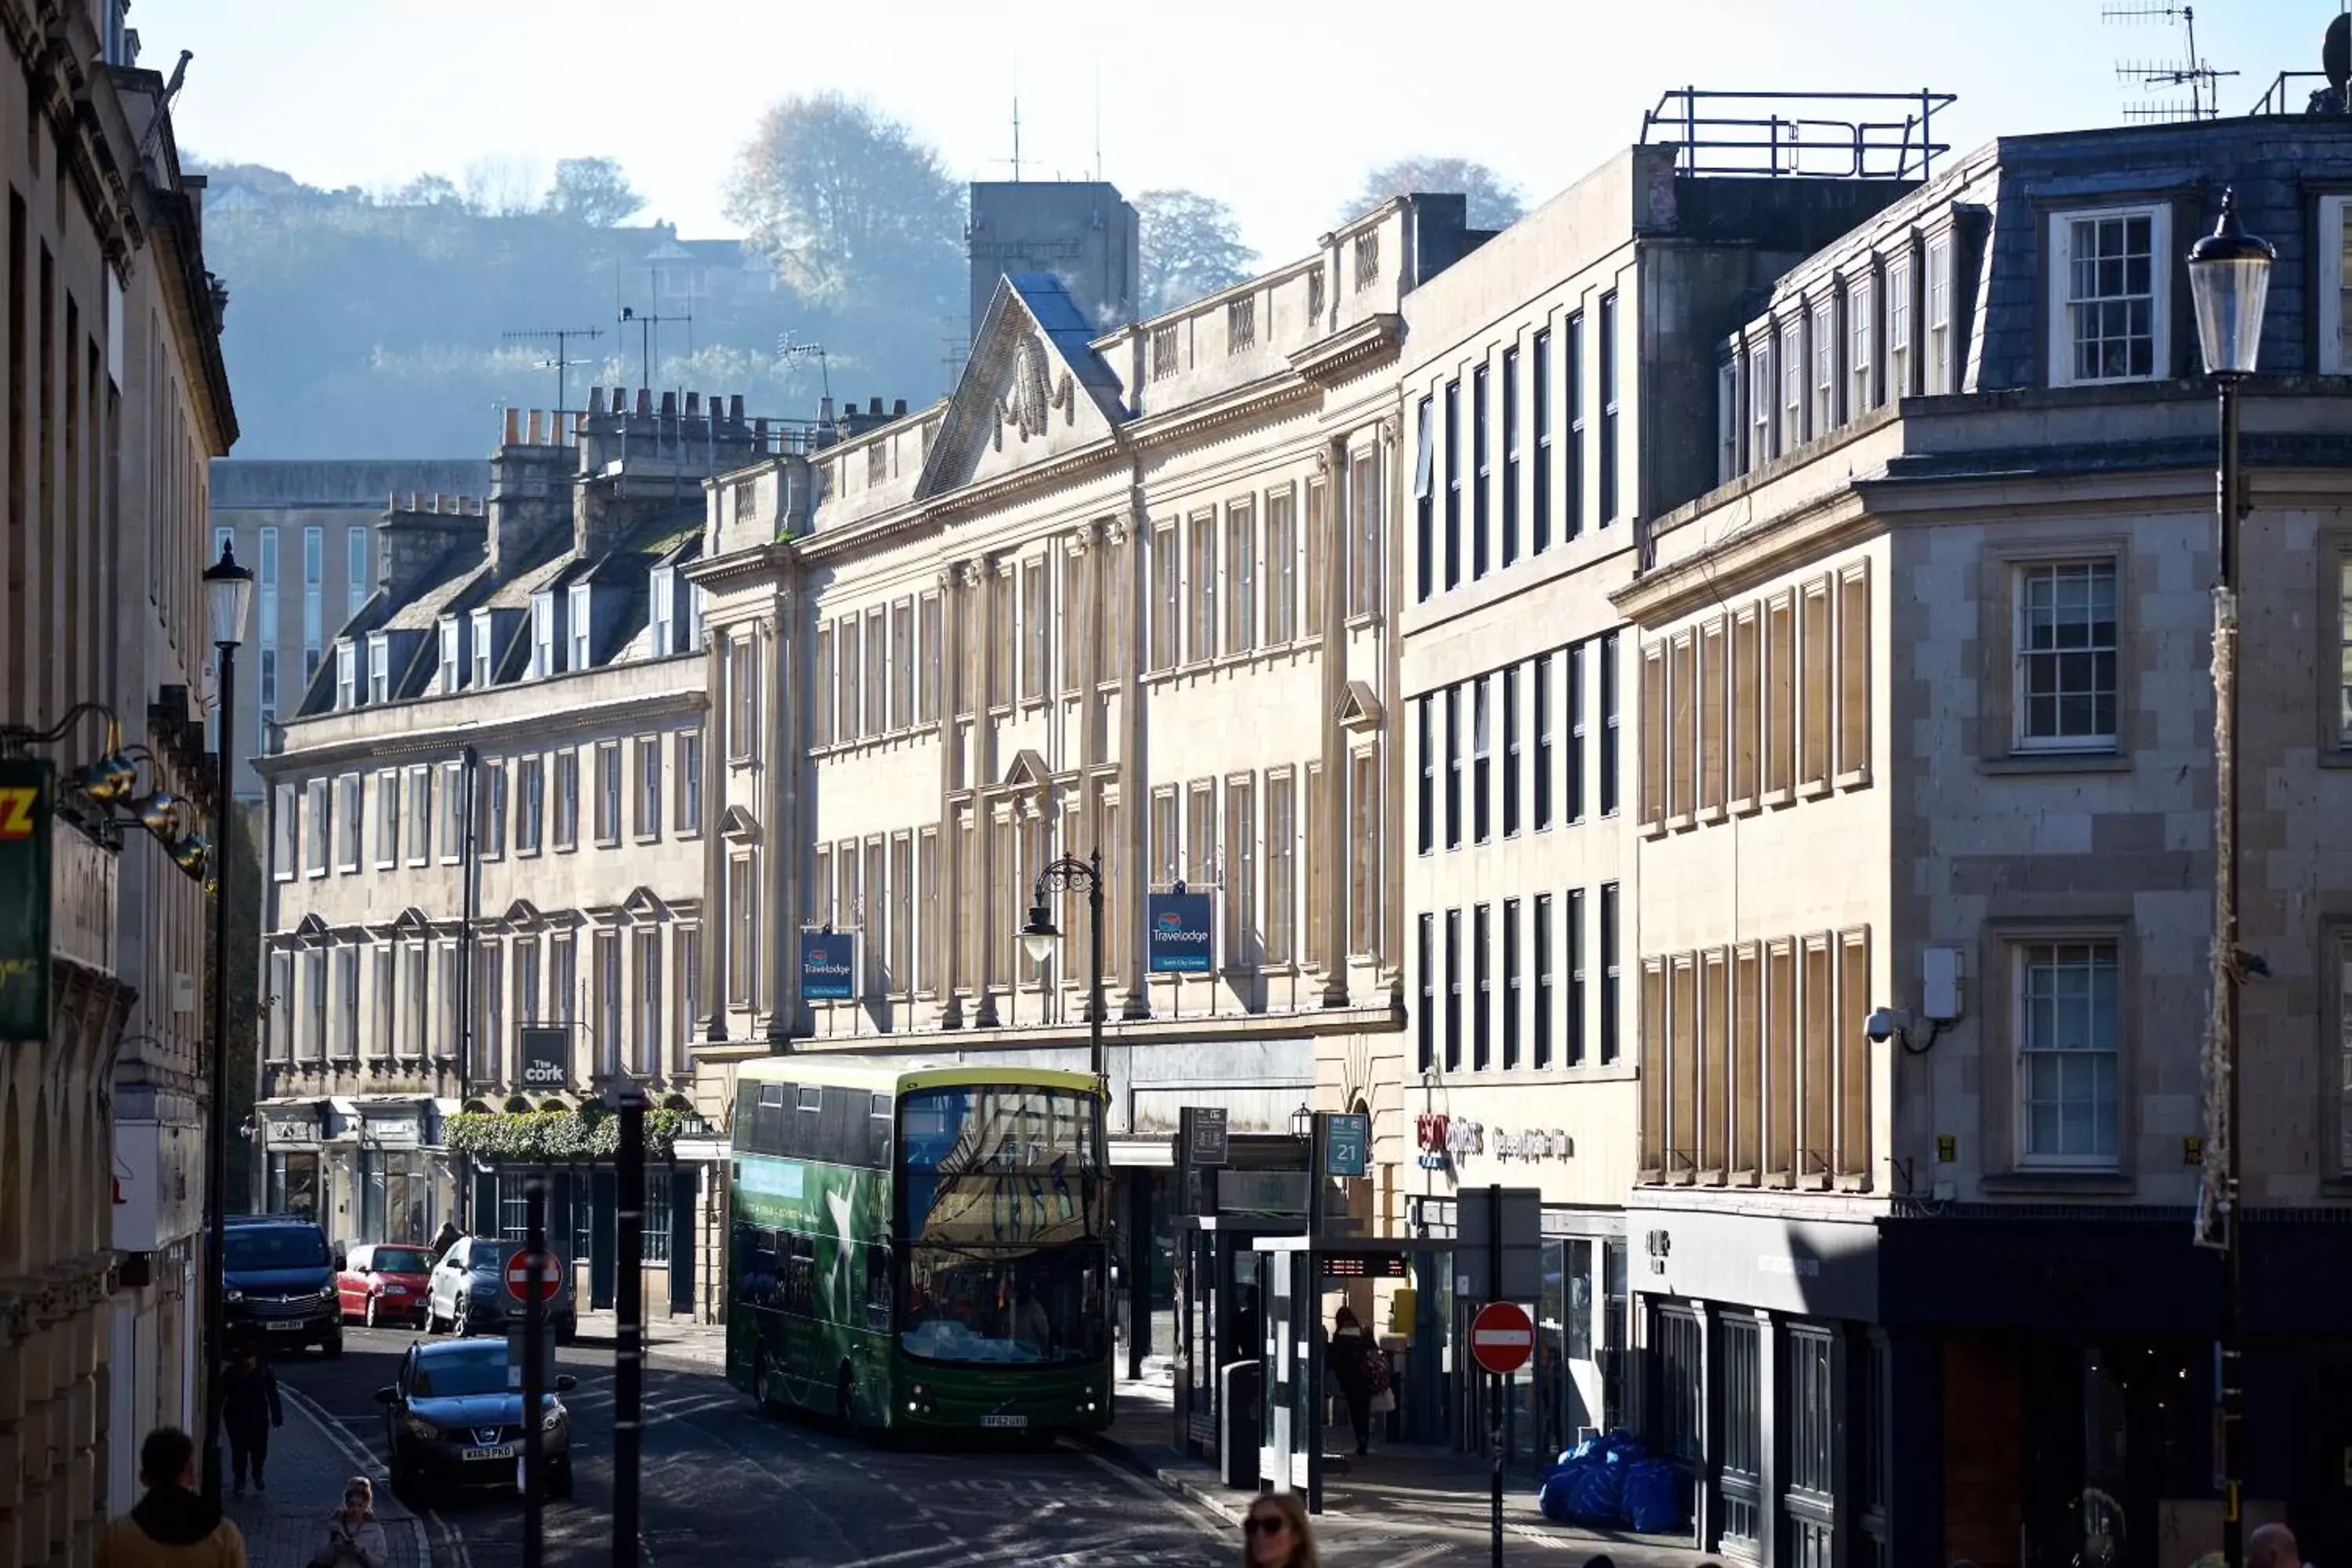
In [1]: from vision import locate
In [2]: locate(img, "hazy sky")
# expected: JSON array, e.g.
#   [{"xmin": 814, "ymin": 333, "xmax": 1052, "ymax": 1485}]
[{"xmin": 140, "ymin": 0, "xmax": 2336, "ymax": 262}]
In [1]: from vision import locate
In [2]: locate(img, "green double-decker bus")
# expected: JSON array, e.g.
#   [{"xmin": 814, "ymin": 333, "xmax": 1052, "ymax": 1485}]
[{"xmin": 725, "ymin": 1058, "xmax": 1112, "ymax": 1436}]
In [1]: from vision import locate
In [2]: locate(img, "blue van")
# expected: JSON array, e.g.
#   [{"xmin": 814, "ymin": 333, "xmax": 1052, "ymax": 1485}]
[{"xmin": 223, "ymin": 1214, "xmax": 343, "ymax": 1357}]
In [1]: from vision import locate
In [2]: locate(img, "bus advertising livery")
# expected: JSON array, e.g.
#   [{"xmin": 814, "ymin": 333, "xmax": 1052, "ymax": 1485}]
[{"xmin": 726, "ymin": 1061, "xmax": 1111, "ymax": 1436}]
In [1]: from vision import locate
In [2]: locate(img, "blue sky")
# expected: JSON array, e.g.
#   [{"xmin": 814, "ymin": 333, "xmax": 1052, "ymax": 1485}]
[{"xmin": 139, "ymin": 0, "xmax": 2338, "ymax": 261}]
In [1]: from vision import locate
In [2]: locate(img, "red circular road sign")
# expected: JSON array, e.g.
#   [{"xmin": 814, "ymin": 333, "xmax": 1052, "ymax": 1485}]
[
  {"xmin": 1469, "ymin": 1300, "xmax": 1535, "ymax": 1376},
  {"xmin": 503, "ymin": 1247, "xmax": 561, "ymax": 1305}
]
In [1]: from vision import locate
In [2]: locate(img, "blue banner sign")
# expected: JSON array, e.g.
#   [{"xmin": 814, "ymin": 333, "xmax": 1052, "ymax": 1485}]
[
  {"xmin": 1145, "ymin": 891, "xmax": 1213, "ymax": 974},
  {"xmin": 799, "ymin": 931, "xmax": 856, "ymax": 1000}
]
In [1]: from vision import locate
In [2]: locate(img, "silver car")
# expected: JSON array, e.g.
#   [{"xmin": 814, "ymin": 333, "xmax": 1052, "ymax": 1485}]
[{"xmin": 423, "ymin": 1235, "xmax": 578, "ymax": 1342}]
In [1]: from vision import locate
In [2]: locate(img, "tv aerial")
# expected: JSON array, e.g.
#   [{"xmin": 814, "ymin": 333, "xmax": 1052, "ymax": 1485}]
[
  {"xmin": 500, "ymin": 326, "xmax": 603, "ymax": 413},
  {"xmin": 2106, "ymin": 3, "xmax": 2238, "ymax": 122}
]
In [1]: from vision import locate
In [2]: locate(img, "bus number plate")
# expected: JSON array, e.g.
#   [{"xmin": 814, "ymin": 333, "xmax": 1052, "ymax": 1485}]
[{"xmin": 981, "ymin": 1414, "xmax": 1027, "ymax": 1429}]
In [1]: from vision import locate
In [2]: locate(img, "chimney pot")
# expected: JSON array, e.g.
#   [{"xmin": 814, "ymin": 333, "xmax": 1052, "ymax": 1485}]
[
  {"xmin": 587, "ymin": 386, "xmax": 603, "ymax": 416},
  {"xmin": 684, "ymin": 391, "xmax": 702, "ymax": 418},
  {"xmin": 504, "ymin": 406, "xmax": 521, "ymax": 446},
  {"xmin": 407, "ymin": 492, "xmax": 419, "ymax": 511},
  {"xmin": 819, "ymin": 395, "xmax": 835, "ymax": 425},
  {"xmin": 660, "ymin": 390, "xmax": 678, "ymax": 420},
  {"xmin": 869, "ymin": 396, "xmax": 884, "ymax": 417},
  {"xmin": 892, "ymin": 398, "xmax": 908, "ymax": 418},
  {"xmin": 730, "ymin": 394, "xmax": 746, "ymax": 423},
  {"xmin": 635, "ymin": 388, "xmax": 653, "ymax": 419},
  {"xmin": 527, "ymin": 408, "xmax": 545, "ymax": 445},
  {"xmin": 613, "ymin": 387, "xmax": 629, "ymax": 416}
]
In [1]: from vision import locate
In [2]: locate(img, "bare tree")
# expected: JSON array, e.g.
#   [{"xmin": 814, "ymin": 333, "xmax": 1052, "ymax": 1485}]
[
  {"xmin": 1136, "ymin": 189, "xmax": 1256, "ymax": 317},
  {"xmin": 1344, "ymin": 157, "xmax": 1526, "ymax": 230},
  {"xmin": 460, "ymin": 155, "xmax": 546, "ymax": 218},
  {"xmin": 723, "ymin": 92, "xmax": 962, "ymax": 302}
]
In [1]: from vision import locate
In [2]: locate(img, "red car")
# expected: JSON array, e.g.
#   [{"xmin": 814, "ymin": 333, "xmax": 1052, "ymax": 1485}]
[{"xmin": 337, "ymin": 1243, "xmax": 435, "ymax": 1329}]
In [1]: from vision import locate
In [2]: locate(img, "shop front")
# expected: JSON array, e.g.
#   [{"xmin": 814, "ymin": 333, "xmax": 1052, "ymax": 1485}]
[
  {"xmin": 1396, "ymin": 1088, "xmax": 1636, "ymax": 1475},
  {"xmin": 338, "ymin": 1097, "xmax": 449, "ymax": 1247},
  {"xmin": 254, "ymin": 1099, "xmax": 326, "ymax": 1220}
]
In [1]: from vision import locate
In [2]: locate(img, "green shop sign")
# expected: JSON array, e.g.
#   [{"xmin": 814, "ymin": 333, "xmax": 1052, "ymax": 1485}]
[{"xmin": 0, "ymin": 758, "xmax": 53, "ymax": 1041}]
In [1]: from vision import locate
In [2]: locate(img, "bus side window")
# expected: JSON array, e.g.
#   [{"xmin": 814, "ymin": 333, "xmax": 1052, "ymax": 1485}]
[
  {"xmin": 783, "ymin": 1235, "xmax": 814, "ymax": 1316},
  {"xmin": 865, "ymin": 1244, "xmax": 892, "ymax": 1330},
  {"xmin": 869, "ymin": 1095, "xmax": 892, "ymax": 1167}
]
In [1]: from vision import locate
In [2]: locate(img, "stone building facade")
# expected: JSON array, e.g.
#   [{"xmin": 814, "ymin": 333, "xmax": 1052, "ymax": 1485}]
[
  {"xmin": 0, "ymin": 3, "xmax": 238, "ymax": 1560},
  {"xmin": 253, "ymin": 397, "xmax": 776, "ymax": 1319},
  {"xmin": 208, "ymin": 458, "xmax": 488, "ymax": 799},
  {"xmin": 685, "ymin": 201, "xmax": 1486, "ymax": 1365},
  {"xmin": 1615, "ymin": 117, "xmax": 2352, "ymax": 1566},
  {"xmin": 1393, "ymin": 141, "xmax": 1917, "ymax": 1460}
]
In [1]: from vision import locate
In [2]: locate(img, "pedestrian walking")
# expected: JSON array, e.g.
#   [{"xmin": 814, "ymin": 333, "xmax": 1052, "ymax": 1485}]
[
  {"xmin": 218, "ymin": 1340, "xmax": 283, "ymax": 1495},
  {"xmin": 1240, "ymin": 1494, "xmax": 1319, "ymax": 1568},
  {"xmin": 307, "ymin": 1478, "xmax": 389, "ymax": 1568},
  {"xmin": 1325, "ymin": 1306, "xmax": 1377, "ymax": 1457},
  {"xmin": 96, "ymin": 1427, "xmax": 246, "ymax": 1568}
]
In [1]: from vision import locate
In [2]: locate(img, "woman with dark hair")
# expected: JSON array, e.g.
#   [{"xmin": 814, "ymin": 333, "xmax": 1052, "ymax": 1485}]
[{"xmin": 1325, "ymin": 1306, "xmax": 1377, "ymax": 1457}]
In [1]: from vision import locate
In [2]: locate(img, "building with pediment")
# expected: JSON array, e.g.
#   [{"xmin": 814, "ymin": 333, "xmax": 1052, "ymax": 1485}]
[{"xmin": 686, "ymin": 198, "xmax": 1490, "ymax": 1364}]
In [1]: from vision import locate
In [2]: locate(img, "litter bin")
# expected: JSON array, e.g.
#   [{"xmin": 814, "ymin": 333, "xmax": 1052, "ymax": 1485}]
[{"xmin": 1219, "ymin": 1359, "xmax": 1261, "ymax": 1490}]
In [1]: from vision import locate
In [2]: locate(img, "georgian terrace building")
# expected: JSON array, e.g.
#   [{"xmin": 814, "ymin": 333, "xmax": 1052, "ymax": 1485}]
[
  {"xmin": 686, "ymin": 205, "xmax": 1486, "ymax": 1372},
  {"xmin": 254, "ymin": 395, "xmax": 806, "ymax": 1322},
  {"xmin": 1393, "ymin": 136, "xmax": 1918, "ymax": 1462},
  {"xmin": 1614, "ymin": 115, "xmax": 2352, "ymax": 1566}
]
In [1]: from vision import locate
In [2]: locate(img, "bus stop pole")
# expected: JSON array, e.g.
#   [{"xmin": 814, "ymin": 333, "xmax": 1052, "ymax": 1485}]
[
  {"xmin": 614, "ymin": 1086, "xmax": 644, "ymax": 1568},
  {"xmin": 1306, "ymin": 1114, "xmax": 1325, "ymax": 1515},
  {"xmin": 1488, "ymin": 1181, "xmax": 1504, "ymax": 1568},
  {"xmin": 522, "ymin": 1181, "xmax": 547, "ymax": 1568}
]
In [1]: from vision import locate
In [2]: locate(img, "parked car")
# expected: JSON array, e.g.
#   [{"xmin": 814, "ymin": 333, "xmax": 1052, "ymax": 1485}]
[
  {"xmin": 223, "ymin": 1214, "xmax": 343, "ymax": 1357},
  {"xmin": 376, "ymin": 1338, "xmax": 576, "ymax": 1501},
  {"xmin": 337, "ymin": 1243, "xmax": 435, "ymax": 1329},
  {"xmin": 425, "ymin": 1235, "xmax": 578, "ymax": 1342}
]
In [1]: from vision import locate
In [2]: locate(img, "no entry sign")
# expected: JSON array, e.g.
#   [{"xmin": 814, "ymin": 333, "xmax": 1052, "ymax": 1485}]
[
  {"xmin": 504, "ymin": 1247, "xmax": 561, "ymax": 1305},
  {"xmin": 1468, "ymin": 1299, "xmax": 1534, "ymax": 1376}
]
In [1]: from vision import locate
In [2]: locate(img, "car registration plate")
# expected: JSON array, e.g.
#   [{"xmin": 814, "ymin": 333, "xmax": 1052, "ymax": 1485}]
[
  {"xmin": 263, "ymin": 1320, "xmax": 305, "ymax": 1332},
  {"xmin": 462, "ymin": 1444, "xmax": 515, "ymax": 1462},
  {"xmin": 980, "ymin": 1414, "xmax": 1027, "ymax": 1429}
]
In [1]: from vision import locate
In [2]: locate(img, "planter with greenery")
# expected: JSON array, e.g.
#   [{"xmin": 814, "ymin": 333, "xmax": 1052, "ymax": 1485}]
[{"xmin": 443, "ymin": 1107, "xmax": 687, "ymax": 1163}]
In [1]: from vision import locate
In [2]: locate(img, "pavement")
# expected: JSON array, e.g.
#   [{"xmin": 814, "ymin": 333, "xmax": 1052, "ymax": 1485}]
[
  {"xmin": 1088, "ymin": 1371, "xmax": 1717, "ymax": 1568},
  {"xmin": 570, "ymin": 1305, "xmax": 728, "ymax": 1371},
  {"xmin": 227, "ymin": 1381, "xmax": 430, "ymax": 1568}
]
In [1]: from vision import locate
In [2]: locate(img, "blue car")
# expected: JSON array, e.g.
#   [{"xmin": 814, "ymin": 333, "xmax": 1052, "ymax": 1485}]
[{"xmin": 376, "ymin": 1338, "xmax": 576, "ymax": 1501}]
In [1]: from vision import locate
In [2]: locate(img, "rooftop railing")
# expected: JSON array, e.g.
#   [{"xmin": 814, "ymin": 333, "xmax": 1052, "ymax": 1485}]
[{"xmin": 1640, "ymin": 88, "xmax": 1956, "ymax": 181}]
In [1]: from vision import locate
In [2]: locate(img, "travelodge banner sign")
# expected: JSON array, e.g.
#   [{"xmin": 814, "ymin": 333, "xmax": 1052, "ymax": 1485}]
[
  {"xmin": 1145, "ymin": 891, "xmax": 1212, "ymax": 974},
  {"xmin": 800, "ymin": 931, "xmax": 857, "ymax": 1000},
  {"xmin": 0, "ymin": 759, "xmax": 54, "ymax": 1042}
]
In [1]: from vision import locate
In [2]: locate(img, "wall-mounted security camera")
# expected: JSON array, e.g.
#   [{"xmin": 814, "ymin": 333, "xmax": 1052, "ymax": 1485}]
[{"xmin": 1864, "ymin": 1007, "xmax": 1912, "ymax": 1044}]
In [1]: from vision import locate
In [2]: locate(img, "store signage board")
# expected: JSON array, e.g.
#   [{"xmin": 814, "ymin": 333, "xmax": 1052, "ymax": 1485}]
[
  {"xmin": 799, "ymin": 931, "xmax": 856, "ymax": 1000},
  {"xmin": 517, "ymin": 1027, "xmax": 571, "ymax": 1091},
  {"xmin": 0, "ymin": 760, "xmax": 54, "ymax": 1041},
  {"xmin": 1323, "ymin": 1112, "xmax": 1370, "ymax": 1178},
  {"xmin": 1145, "ymin": 891, "xmax": 1213, "ymax": 974}
]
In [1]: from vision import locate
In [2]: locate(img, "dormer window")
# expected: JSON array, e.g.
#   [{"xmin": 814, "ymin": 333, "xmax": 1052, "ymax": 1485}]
[
  {"xmin": 649, "ymin": 566, "xmax": 677, "ymax": 657},
  {"xmin": 437, "ymin": 615, "xmax": 463, "ymax": 695},
  {"xmin": 470, "ymin": 610, "xmax": 495, "ymax": 689},
  {"xmin": 532, "ymin": 591, "xmax": 559, "ymax": 678},
  {"xmin": 334, "ymin": 641, "xmax": 358, "ymax": 710},
  {"xmin": 2046, "ymin": 205, "xmax": 2170, "ymax": 387},
  {"xmin": 368, "ymin": 633, "xmax": 391, "ymax": 705},
  {"xmin": 568, "ymin": 583, "xmax": 593, "ymax": 670}
]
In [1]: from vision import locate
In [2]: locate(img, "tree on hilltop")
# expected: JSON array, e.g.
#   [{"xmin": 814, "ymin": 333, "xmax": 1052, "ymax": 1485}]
[
  {"xmin": 546, "ymin": 157, "xmax": 644, "ymax": 227},
  {"xmin": 723, "ymin": 92, "xmax": 962, "ymax": 303},
  {"xmin": 1343, "ymin": 156, "xmax": 1526, "ymax": 230},
  {"xmin": 1135, "ymin": 189, "xmax": 1255, "ymax": 317}
]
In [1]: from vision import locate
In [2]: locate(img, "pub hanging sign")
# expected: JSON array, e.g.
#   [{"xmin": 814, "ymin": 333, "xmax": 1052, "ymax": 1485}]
[{"xmin": 0, "ymin": 759, "xmax": 54, "ymax": 1042}]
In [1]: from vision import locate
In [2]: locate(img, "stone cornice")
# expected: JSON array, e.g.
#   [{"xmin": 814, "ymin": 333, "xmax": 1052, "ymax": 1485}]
[
  {"xmin": 1287, "ymin": 313, "xmax": 1403, "ymax": 387},
  {"xmin": 259, "ymin": 677, "xmax": 706, "ymax": 779},
  {"xmin": 1612, "ymin": 488, "xmax": 1875, "ymax": 626}
]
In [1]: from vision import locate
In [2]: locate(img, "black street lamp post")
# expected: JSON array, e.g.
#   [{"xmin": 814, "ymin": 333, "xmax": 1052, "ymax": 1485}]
[
  {"xmin": 199, "ymin": 540, "xmax": 254, "ymax": 1510},
  {"xmin": 2185, "ymin": 187, "xmax": 2274, "ymax": 1568},
  {"xmin": 1018, "ymin": 849, "xmax": 1109, "ymax": 1087}
]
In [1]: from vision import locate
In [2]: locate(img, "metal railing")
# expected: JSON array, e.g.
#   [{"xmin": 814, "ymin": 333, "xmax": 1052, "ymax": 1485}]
[
  {"xmin": 2248, "ymin": 70, "xmax": 2339, "ymax": 116},
  {"xmin": 1640, "ymin": 88, "xmax": 1956, "ymax": 180}
]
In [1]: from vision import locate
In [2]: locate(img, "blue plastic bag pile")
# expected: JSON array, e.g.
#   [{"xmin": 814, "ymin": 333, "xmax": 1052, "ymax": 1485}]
[{"xmin": 1534, "ymin": 1431, "xmax": 1687, "ymax": 1534}]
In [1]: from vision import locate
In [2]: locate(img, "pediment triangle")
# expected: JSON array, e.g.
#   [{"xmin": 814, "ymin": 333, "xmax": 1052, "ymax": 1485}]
[
  {"xmin": 622, "ymin": 887, "xmax": 669, "ymax": 920},
  {"xmin": 1337, "ymin": 679, "xmax": 1385, "ymax": 731},
  {"xmin": 719, "ymin": 804, "xmax": 760, "ymax": 843},
  {"xmin": 1003, "ymin": 747, "xmax": 1051, "ymax": 790},
  {"xmin": 916, "ymin": 274, "xmax": 1127, "ymax": 499}
]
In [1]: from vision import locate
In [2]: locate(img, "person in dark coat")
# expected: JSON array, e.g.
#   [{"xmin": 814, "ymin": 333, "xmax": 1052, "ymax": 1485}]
[
  {"xmin": 218, "ymin": 1340, "xmax": 283, "ymax": 1495},
  {"xmin": 427, "ymin": 1221, "xmax": 460, "ymax": 1266},
  {"xmin": 1325, "ymin": 1306, "xmax": 1376, "ymax": 1457}
]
